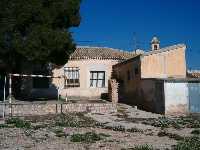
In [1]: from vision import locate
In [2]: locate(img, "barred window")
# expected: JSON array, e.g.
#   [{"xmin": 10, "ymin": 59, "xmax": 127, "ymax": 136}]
[
  {"xmin": 64, "ymin": 67, "xmax": 80, "ymax": 88},
  {"xmin": 90, "ymin": 71, "xmax": 105, "ymax": 88}
]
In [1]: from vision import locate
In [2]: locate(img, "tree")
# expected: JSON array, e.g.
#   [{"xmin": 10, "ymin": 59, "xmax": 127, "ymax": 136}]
[{"xmin": 0, "ymin": 0, "xmax": 81, "ymax": 73}]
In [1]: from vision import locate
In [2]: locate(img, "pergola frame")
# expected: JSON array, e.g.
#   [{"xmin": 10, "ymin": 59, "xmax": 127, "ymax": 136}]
[{"xmin": 8, "ymin": 73, "xmax": 66, "ymax": 116}]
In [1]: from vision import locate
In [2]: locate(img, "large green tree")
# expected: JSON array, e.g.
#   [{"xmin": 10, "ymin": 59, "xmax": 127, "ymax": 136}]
[{"xmin": 0, "ymin": 0, "xmax": 81, "ymax": 73}]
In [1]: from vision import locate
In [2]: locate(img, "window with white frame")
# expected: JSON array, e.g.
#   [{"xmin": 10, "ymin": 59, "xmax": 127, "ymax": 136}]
[
  {"xmin": 64, "ymin": 67, "xmax": 80, "ymax": 87},
  {"xmin": 90, "ymin": 71, "xmax": 105, "ymax": 88}
]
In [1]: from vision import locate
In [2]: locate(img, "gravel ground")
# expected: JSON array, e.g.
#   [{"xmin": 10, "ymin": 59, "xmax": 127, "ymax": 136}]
[{"xmin": 0, "ymin": 103, "xmax": 198, "ymax": 150}]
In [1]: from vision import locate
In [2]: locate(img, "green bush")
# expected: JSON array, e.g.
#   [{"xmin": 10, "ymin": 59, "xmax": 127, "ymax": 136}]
[
  {"xmin": 149, "ymin": 117, "xmax": 200, "ymax": 129},
  {"xmin": 151, "ymin": 117, "xmax": 172, "ymax": 128},
  {"xmin": 191, "ymin": 129, "xmax": 200, "ymax": 135},
  {"xmin": 174, "ymin": 136, "xmax": 200, "ymax": 150},
  {"xmin": 127, "ymin": 128, "xmax": 144, "ymax": 133},
  {"xmin": 133, "ymin": 144, "xmax": 153, "ymax": 150},
  {"xmin": 70, "ymin": 132, "xmax": 109, "ymax": 143},
  {"xmin": 157, "ymin": 130, "xmax": 183, "ymax": 141},
  {"xmin": 54, "ymin": 128, "xmax": 67, "ymax": 137},
  {"xmin": 0, "ymin": 124, "xmax": 9, "ymax": 128},
  {"xmin": 55, "ymin": 113, "xmax": 96, "ymax": 128},
  {"xmin": 6, "ymin": 117, "xmax": 31, "ymax": 129}
]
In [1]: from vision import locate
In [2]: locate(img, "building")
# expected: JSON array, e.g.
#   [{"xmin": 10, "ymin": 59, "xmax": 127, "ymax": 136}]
[
  {"xmin": 25, "ymin": 46, "xmax": 137, "ymax": 100},
  {"xmin": 113, "ymin": 37, "xmax": 200, "ymax": 115},
  {"xmin": 187, "ymin": 70, "xmax": 200, "ymax": 78}
]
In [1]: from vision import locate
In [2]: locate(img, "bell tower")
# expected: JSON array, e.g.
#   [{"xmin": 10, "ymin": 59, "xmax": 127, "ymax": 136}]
[{"xmin": 151, "ymin": 36, "xmax": 160, "ymax": 50}]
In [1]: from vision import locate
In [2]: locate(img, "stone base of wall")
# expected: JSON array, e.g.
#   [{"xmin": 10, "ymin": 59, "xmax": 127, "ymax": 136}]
[
  {"xmin": 165, "ymin": 104, "xmax": 189, "ymax": 116},
  {"xmin": 1, "ymin": 102, "xmax": 117, "ymax": 117}
]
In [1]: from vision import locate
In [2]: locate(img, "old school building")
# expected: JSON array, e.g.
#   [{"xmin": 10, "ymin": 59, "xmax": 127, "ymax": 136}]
[
  {"xmin": 15, "ymin": 37, "xmax": 200, "ymax": 115},
  {"xmin": 52, "ymin": 46, "xmax": 137, "ymax": 100}
]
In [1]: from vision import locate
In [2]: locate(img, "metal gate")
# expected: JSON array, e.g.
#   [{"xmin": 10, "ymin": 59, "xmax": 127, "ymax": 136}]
[{"xmin": 188, "ymin": 82, "xmax": 200, "ymax": 113}]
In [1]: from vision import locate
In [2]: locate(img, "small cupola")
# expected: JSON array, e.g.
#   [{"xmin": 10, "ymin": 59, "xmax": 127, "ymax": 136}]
[{"xmin": 151, "ymin": 36, "xmax": 160, "ymax": 50}]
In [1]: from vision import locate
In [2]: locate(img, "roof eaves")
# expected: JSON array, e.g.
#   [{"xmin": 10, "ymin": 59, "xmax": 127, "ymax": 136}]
[{"xmin": 143, "ymin": 44, "xmax": 186, "ymax": 56}]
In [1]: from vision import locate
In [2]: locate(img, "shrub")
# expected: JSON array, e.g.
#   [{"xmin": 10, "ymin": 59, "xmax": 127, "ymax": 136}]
[
  {"xmin": 151, "ymin": 117, "xmax": 172, "ymax": 128},
  {"xmin": 0, "ymin": 124, "xmax": 9, "ymax": 128},
  {"xmin": 133, "ymin": 144, "xmax": 153, "ymax": 150},
  {"xmin": 55, "ymin": 113, "xmax": 96, "ymax": 128},
  {"xmin": 157, "ymin": 130, "xmax": 183, "ymax": 141},
  {"xmin": 70, "ymin": 132, "xmax": 109, "ymax": 143},
  {"xmin": 174, "ymin": 136, "xmax": 200, "ymax": 150},
  {"xmin": 6, "ymin": 117, "xmax": 31, "ymax": 129},
  {"xmin": 191, "ymin": 129, "xmax": 200, "ymax": 135},
  {"xmin": 54, "ymin": 128, "xmax": 67, "ymax": 137},
  {"xmin": 127, "ymin": 128, "xmax": 143, "ymax": 133}
]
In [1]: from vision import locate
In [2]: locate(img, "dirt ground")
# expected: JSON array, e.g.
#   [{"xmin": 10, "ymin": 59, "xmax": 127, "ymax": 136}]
[{"xmin": 0, "ymin": 103, "xmax": 199, "ymax": 150}]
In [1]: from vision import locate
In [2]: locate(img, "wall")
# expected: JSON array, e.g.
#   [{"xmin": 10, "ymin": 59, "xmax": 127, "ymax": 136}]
[
  {"xmin": 1, "ymin": 102, "xmax": 117, "ymax": 117},
  {"xmin": 112, "ymin": 56, "xmax": 165, "ymax": 113},
  {"xmin": 53, "ymin": 59, "xmax": 120, "ymax": 99},
  {"xmin": 164, "ymin": 81, "xmax": 189, "ymax": 115},
  {"xmin": 112, "ymin": 56, "xmax": 141, "ymax": 103},
  {"xmin": 141, "ymin": 46, "xmax": 186, "ymax": 78}
]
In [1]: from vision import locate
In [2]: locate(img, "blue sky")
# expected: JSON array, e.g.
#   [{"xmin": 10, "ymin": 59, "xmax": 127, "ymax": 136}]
[{"xmin": 71, "ymin": 0, "xmax": 200, "ymax": 69}]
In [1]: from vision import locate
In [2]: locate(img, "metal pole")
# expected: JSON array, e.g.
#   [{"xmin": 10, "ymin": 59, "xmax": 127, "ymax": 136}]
[
  {"xmin": 9, "ymin": 74, "xmax": 12, "ymax": 116},
  {"xmin": 57, "ymin": 87, "xmax": 59, "ymax": 101},
  {"xmin": 3, "ymin": 76, "xmax": 6, "ymax": 119}
]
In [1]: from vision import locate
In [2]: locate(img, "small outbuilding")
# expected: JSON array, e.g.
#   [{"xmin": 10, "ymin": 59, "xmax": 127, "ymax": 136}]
[{"xmin": 112, "ymin": 37, "xmax": 200, "ymax": 115}]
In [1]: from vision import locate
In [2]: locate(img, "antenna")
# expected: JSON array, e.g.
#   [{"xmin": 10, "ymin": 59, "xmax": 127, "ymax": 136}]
[
  {"xmin": 132, "ymin": 32, "xmax": 142, "ymax": 53},
  {"xmin": 133, "ymin": 32, "xmax": 137, "ymax": 50}
]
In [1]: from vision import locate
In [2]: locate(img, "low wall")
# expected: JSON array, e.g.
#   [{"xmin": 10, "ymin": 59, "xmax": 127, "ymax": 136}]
[{"xmin": 1, "ymin": 102, "xmax": 117, "ymax": 117}]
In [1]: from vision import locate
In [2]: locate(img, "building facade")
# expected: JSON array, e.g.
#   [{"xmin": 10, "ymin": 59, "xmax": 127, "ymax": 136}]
[
  {"xmin": 52, "ymin": 46, "xmax": 137, "ymax": 100},
  {"xmin": 112, "ymin": 37, "xmax": 192, "ymax": 114}
]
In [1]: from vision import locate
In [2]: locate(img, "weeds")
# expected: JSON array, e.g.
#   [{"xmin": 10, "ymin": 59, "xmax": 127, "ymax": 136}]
[
  {"xmin": 127, "ymin": 128, "xmax": 144, "ymax": 133},
  {"xmin": 54, "ymin": 128, "xmax": 67, "ymax": 137},
  {"xmin": 145, "ymin": 116, "xmax": 200, "ymax": 129},
  {"xmin": 70, "ymin": 132, "xmax": 109, "ymax": 143},
  {"xmin": 191, "ymin": 129, "xmax": 200, "ymax": 135},
  {"xmin": 122, "ymin": 142, "xmax": 153, "ymax": 149},
  {"xmin": 157, "ymin": 130, "xmax": 183, "ymax": 141},
  {"xmin": 133, "ymin": 144, "xmax": 153, "ymax": 150},
  {"xmin": 54, "ymin": 113, "xmax": 96, "ymax": 128},
  {"xmin": 0, "ymin": 124, "xmax": 9, "ymax": 128},
  {"xmin": 6, "ymin": 117, "xmax": 31, "ymax": 129},
  {"xmin": 173, "ymin": 136, "xmax": 200, "ymax": 150}
]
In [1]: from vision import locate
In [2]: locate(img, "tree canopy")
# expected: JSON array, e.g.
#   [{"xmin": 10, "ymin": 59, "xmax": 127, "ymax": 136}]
[{"xmin": 0, "ymin": 0, "xmax": 81, "ymax": 72}]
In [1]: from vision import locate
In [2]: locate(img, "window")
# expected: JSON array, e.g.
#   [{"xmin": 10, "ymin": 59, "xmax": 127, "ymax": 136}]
[
  {"xmin": 90, "ymin": 71, "xmax": 105, "ymax": 88},
  {"xmin": 64, "ymin": 67, "xmax": 80, "ymax": 88}
]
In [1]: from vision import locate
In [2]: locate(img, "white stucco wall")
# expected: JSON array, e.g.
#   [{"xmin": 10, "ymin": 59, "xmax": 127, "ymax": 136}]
[{"xmin": 164, "ymin": 82, "xmax": 189, "ymax": 115}]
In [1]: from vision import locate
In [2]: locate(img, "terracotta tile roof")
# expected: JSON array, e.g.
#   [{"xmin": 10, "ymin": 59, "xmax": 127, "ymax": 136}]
[
  {"xmin": 69, "ymin": 46, "xmax": 138, "ymax": 60},
  {"xmin": 187, "ymin": 70, "xmax": 200, "ymax": 78}
]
